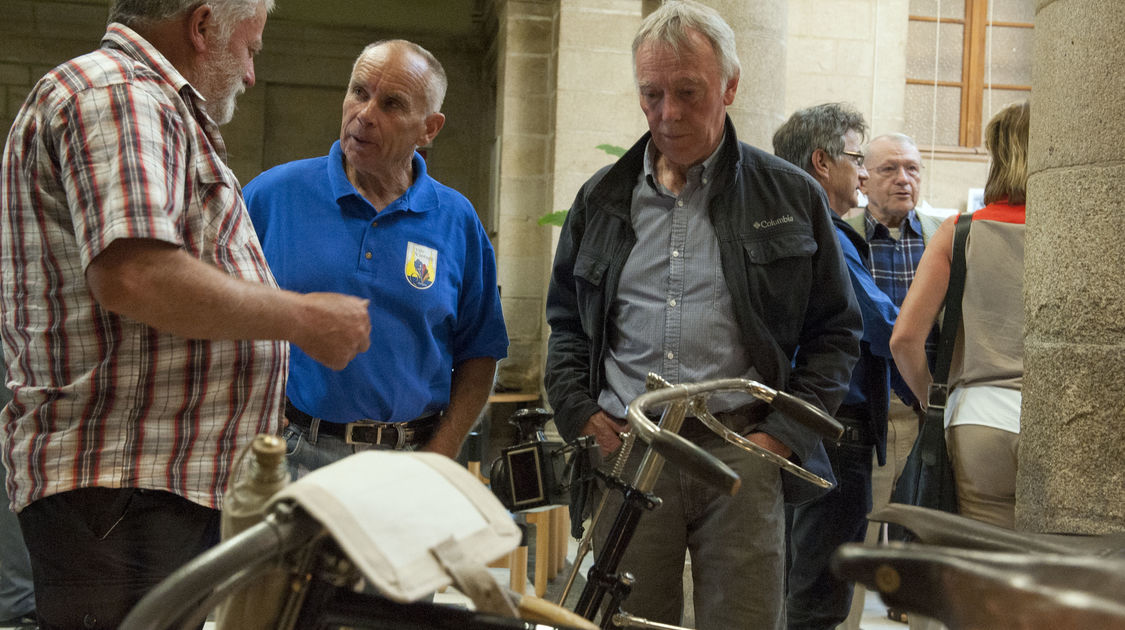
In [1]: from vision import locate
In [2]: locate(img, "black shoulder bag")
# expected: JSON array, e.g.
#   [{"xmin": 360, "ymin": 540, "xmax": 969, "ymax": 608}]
[{"xmin": 890, "ymin": 213, "xmax": 973, "ymax": 515}]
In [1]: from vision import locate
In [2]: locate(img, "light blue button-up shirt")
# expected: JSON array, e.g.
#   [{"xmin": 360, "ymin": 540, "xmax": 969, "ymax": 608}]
[{"xmin": 598, "ymin": 137, "xmax": 758, "ymax": 417}]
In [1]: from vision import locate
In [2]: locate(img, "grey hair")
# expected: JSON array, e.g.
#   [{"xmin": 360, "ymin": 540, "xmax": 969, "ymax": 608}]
[
  {"xmin": 109, "ymin": 0, "xmax": 274, "ymax": 42},
  {"xmin": 633, "ymin": 0, "xmax": 741, "ymax": 85},
  {"xmin": 355, "ymin": 40, "xmax": 448, "ymax": 114},
  {"xmin": 772, "ymin": 102, "xmax": 868, "ymax": 176}
]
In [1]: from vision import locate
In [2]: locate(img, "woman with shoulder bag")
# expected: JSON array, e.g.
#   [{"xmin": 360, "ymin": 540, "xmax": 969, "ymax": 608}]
[{"xmin": 890, "ymin": 101, "xmax": 1030, "ymax": 529}]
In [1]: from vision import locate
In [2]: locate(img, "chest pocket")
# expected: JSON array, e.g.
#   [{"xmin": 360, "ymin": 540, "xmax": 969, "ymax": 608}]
[
  {"xmin": 743, "ymin": 231, "xmax": 818, "ymax": 264},
  {"xmin": 741, "ymin": 231, "xmax": 818, "ymax": 336},
  {"xmin": 190, "ymin": 150, "xmax": 251, "ymax": 263},
  {"xmin": 573, "ymin": 250, "xmax": 610, "ymax": 288}
]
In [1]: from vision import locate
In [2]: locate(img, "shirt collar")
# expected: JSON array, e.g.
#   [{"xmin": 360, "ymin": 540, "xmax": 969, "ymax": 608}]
[
  {"xmin": 327, "ymin": 141, "xmax": 437, "ymax": 216},
  {"xmin": 864, "ymin": 207, "xmax": 922, "ymax": 240},
  {"xmin": 642, "ymin": 133, "xmax": 725, "ymax": 196},
  {"xmin": 102, "ymin": 23, "xmax": 203, "ymax": 108}
]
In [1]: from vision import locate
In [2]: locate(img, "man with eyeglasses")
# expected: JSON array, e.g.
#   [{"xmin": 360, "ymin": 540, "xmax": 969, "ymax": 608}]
[{"xmin": 773, "ymin": 104, "xmax": 909, "ymax": 630}]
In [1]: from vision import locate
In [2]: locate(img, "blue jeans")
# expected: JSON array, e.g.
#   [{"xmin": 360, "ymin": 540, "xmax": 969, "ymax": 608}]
[
  {"xmin": 786, "ymin": 439, "xmax": 873, "ymax": 630},
  {"xmin": 284, "ymin": 421, "xmax": 404, "ymax": 480},
  {"xmin": 0, "ymin": 465, "xmax": 34, "ymax": 620}
]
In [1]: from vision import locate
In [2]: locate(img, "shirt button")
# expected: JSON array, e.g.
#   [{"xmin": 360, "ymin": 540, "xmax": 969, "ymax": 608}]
[
  {"xmin": 371, "ymin": 221, "xmax": 378, "ymax": 227},
  {"xmin": 702, "ymin": 177, "xmax": 709, "ymax": 184},
  {"xmin": 672, "ymin": 250, "xmax": 680, "ymax": 257},
  {"xmin": 677, "ymin": 199, "xmax": 684, "ymax": 207},
  {"xmin": 669, "ymin": 299, "xmax": 677, "ymax": 307},
  {"xmin": 666, "ymin": 351, "xmax": 674, "ymax": 360},
  {"xmin": 365, "ymin": 252, "xmax": 373, "ymax": 260}
]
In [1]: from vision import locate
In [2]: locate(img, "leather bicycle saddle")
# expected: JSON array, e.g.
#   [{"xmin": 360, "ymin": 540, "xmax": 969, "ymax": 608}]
[
  {"xmin": 869, "ymin": 503, "xmax": 1125, "ymax": 556},
  {"xmin": 832, "ymin": 543, "xmax": 1125, "ymax": 629}
]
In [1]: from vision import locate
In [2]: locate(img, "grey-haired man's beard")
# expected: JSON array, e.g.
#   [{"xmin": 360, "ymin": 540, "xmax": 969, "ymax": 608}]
[{"xmin": 198, "ymin": 46, "xmax": 245, "ymax": 125}]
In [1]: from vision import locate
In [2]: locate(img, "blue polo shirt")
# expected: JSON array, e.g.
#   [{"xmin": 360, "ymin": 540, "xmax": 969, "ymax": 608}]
[{"xmin": 244, "ymin": 141, "xmax": 508, "ymax": 423}]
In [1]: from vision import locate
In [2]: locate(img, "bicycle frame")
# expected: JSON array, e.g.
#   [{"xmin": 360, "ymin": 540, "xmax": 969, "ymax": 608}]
[{"xmin": 568, "ymin": 375, "xmax": 842, "ymax": 629}]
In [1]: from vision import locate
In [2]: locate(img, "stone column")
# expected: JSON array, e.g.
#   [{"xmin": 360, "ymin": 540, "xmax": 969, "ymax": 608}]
[
  {"xmin": 698, "ymin": 0, "xmax": 789, "ymax": 148},
  {"xmin": 1020, "ymin": 0, "xmax": 1125, "ymax": 534},
  {"xmin": 491, "ymin": 0, "xmax": 557, "ymax": 391}
]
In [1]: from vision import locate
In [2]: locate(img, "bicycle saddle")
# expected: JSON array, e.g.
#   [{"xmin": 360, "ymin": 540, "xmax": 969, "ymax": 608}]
[
  {"xmin": 870, "ymin": 503, "xmax": 1125, "ymax": 556},
  {"xmin": 270, "ymin": 451, "xmax": 522, "ymax": 603},
  {"xmin": 832, "ymin": 543, "xmax": 1125, "ymax": 630}
]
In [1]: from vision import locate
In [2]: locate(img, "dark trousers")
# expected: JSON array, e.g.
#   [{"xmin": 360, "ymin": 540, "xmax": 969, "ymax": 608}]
[
  {"xmin": 786, "ymin": 438, "xmax": 873, "ymax": 630},
  {"xmin": 17, "ymin": 487, "xmax": 220, "ymax": 630}
]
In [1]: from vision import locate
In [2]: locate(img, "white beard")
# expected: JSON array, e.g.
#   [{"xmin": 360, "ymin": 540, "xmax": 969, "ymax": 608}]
[{"xmin": 198, "ymin": 44, "xmax": 245, "ymax": 125}]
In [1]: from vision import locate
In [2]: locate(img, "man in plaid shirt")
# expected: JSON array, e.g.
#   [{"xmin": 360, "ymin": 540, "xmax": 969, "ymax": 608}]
[
  {"xmin": 0, "ymin": 1, "xmax": 371, "ymax": 626},
  {"xmin": 844, "ymin": 132, "xmax": 937, "ymax": 626}
]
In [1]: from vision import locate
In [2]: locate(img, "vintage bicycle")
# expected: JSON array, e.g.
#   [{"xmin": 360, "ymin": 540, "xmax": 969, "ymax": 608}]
[{"xmin": 120, "ymin": 375, "xmax": 843, "ymax": 629}]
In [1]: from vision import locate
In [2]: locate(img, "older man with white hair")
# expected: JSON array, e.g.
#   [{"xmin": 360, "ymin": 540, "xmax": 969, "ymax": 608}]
[
  {"xmin": 0, "ymin": 1, "xmax": 372, "ymax": 626},
  {"xmin": 546, "ymin": 2, "xmax": 861, "ymax": 627}
]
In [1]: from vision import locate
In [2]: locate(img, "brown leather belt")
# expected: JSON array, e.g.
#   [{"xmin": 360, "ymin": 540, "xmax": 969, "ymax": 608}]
[{"xmin": 285, "ymin": 400, "xmax": 440, "ymax": 449}]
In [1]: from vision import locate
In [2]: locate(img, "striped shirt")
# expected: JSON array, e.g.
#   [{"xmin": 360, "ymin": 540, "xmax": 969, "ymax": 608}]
[{"xmin": 0, "ymin": 24, "xmax": 287, "ymax": 511}]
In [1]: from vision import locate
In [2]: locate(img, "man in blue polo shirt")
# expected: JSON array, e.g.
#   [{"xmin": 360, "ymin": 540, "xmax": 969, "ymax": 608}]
[{"xmin": 245, "ymin": 40, "xmax": 508, "ymax": 471}]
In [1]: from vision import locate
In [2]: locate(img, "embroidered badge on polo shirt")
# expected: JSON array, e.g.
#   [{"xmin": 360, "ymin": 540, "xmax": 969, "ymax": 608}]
[{"xmin": 405, "ymin": 241, "xmax": 437, "ymax": 289}]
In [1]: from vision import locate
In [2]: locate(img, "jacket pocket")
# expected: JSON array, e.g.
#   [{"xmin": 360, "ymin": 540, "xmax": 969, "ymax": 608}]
[
  {"xmin": 743, "ymin": 231, "xmax": 818, "ymax": 264},
  {"xmin": 574, "ymin": 250, "xmax": 610, "ymax": 287},
  {"xmin": 741, "ymin": 231, "xmax": 818, "ymax": 339}
]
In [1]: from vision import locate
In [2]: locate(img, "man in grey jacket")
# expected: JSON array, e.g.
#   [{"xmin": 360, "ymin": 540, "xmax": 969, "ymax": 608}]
[{"xmin": 544, "ymin": 2, "xmax": 861, "ymax": 628}]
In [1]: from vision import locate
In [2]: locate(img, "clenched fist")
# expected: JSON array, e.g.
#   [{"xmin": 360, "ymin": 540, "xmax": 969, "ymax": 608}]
[{"xmin": 291, "ymin": 292, "xmax": 372, "ymax": 370}]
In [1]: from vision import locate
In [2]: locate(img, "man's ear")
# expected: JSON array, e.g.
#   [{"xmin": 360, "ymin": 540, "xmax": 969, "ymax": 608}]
[
  {"xmin": 811, "ymin": 148, "xmax": 833, "ymax": 180},
  {"xmin": 722, "ymin": 71, "xmax": 740, "ymax": 106},
  {"xmin": 187, "ymin": 4, "xmax": 214, "ymax": 53},
  {"xmin": 420, "ymin": 112, "xmax": 446, "ymax": 146}
]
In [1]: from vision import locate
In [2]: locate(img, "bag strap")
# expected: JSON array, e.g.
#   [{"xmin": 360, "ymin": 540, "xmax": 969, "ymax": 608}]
[{"xmin": 928, "ymin": 213, "xmax": 973, "ymax": 410}]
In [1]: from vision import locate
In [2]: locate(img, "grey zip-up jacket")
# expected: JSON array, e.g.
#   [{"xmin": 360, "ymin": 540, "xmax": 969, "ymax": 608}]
[{"xmin": 545, "ymin": 118, "xmax": 861, "ymax": 503}]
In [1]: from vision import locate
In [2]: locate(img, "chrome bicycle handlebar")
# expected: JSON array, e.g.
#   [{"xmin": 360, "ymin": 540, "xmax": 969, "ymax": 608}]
[{"xmin": 629, "ymin": 376, "xmax": 843, "ymax": 490}]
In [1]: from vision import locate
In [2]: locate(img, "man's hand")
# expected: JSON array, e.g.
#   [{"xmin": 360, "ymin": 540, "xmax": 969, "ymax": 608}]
[
  {"xmin": 291, "ymin": 293, "xmax": 371, "ymax": 370},
  {"xmin": 746, "ymin": 432, "xmax": 793, "ymax": 459},
  {"xmin": 581, "ymin": 410, "xmax": 630, "ymax": 457}
]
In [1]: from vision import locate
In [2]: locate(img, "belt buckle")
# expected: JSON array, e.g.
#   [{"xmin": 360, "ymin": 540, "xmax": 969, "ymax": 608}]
[
  {"xmin": 389, "ymin": 422, "xmax": 409, "ymax": 450},
  {"xmin": 345, "ymin": 420, "xmax": 410, "ymax": 449},
  {"xmin": 344, "ymin": 420, "xmax": 377, "ymax": 445},
  {"xmin": 927, "ymin": 383, "xmax": 950, "ymax": 411}
]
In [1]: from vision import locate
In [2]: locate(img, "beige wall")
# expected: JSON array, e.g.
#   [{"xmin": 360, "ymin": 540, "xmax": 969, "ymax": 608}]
[
  {"xmin": 784, "ymin": 0, "xmax": 990, "ymax": 212},
  {"xmin": 489, "ymin": 0, "xmax": 558, "ymax": 391}
]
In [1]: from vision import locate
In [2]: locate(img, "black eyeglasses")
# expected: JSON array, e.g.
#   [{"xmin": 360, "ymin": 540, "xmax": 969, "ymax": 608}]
[{"xmin": 841, "ymin": 150, "xmax": 865, "ymax": 167}]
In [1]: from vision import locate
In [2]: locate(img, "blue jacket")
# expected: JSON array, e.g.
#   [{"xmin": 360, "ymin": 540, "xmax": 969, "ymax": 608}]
[
  {"xmin": 832, "ymin": 214, "xmax": 906, "ymax": 465},
  {"xmin": 545, "ymin": 118, "xmax": 862, "ymax": 504}
]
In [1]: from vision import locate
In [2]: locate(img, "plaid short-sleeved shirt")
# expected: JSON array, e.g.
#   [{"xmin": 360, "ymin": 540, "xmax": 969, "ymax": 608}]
[
  {"xmin": 0, "ymin": 24, "xmax": 287, "ymax": 511},
  {"xmin": 864, "ymin": 209, "xmax": 934, "ymax": 404}
]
